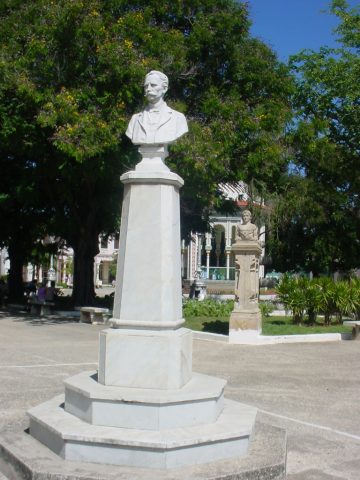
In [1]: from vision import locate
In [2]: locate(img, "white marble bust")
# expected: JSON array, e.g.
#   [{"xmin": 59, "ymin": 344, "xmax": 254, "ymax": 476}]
[
  {"xmin": 236, "ymin": 210, "xmax": 258, "ymax": 241},
  {"xmin": 126, "ymin": 70, "xmax": 188, "ymax": 145}
]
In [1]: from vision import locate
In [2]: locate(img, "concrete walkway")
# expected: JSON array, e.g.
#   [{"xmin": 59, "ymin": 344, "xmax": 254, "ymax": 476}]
[{"xmin": 0, "ymin": 308, "xmax": 359, "ymax": 479}]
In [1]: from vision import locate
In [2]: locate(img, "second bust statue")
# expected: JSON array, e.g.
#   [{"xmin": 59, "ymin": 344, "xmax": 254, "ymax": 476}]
[
  {"xmin": 126, "ymin": 70, "xmax": 188, "ymax": 145},
  {"xmin": 236, "ymin": 210, "xmax": 258, "ymax": 241}
]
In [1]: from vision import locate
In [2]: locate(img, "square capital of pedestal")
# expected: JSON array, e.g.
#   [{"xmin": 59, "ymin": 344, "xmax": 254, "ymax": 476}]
[
  {"xmin": 231, "ymin": 240, "xmax": 262, "ymax": 255},
  {"xmin": 120, "ymin": 170, "xmax": 184, "ymax": 188}
]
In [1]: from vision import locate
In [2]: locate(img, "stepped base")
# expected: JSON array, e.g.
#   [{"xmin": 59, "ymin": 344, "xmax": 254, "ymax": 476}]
[
  {"xmin": 64, "ymin": 371, "xmax": 225, "ymax": 430},
  {"xmin": 28, "ymin": 395, "xmax": 257, "ymax": 469},
  {"xmin": 0, "ymin": 421, "xmax": 287, "ymax": 479}
]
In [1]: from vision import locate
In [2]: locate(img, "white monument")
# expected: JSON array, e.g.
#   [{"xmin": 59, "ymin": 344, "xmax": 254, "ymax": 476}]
[
  {"xmin": 27, "ymin": 71, "xmax": 258, "ymax": 470},
  {"xmin": 229, "ymin": 210, "xmax": 263, "ymax": 343}
]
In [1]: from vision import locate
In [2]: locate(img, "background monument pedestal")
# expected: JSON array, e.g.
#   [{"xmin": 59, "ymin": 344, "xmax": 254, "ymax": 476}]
[
  {"xmin": 230, "ymin": 308, "xmax": 262, "ymax": 330},
  {"xmin": 229, "ymin": 240, "xmax": 263, "ymax": 344}
]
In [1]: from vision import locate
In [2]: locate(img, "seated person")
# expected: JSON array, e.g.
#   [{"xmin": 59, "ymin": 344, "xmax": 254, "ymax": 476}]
[{"xmin": 37, "ymin": 283, "xmax": 47, "ymax": 303}]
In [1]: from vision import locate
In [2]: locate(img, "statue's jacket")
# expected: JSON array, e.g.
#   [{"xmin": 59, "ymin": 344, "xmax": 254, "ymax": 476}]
[{"xmin": 126, "ymin": 103, "xmax": 188, "ymax": 145}]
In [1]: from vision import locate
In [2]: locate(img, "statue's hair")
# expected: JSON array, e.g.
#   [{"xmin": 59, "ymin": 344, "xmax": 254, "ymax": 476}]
[{"xmin": 145, "ymin": 70, "xmax": 169, "ymax": 89}]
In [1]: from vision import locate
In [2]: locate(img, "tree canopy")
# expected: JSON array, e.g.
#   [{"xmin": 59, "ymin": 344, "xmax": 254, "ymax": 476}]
[
  {"xmin": 268, "ymin": 0, "xmax": 360, "ymax": 275},
  {"xmin": 0, "ymin": 0, "xmax": 293, "ymax": 302}
]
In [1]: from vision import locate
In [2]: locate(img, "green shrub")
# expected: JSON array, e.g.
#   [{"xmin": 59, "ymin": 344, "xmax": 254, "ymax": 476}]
[
  {"xmin": 350, "ymin": 277, "xmax": 360, "ymax": 320},
  {"xmin": 276, "ymin": 274, "xmax": 307, "ymax": 324},
  {"xmin": 315, "ymin": 277, "xmax": 336, "ymax": 325},
  {"xmin": 259, "ymin": 301, "xmax": 275, "ymax": 318},
  {"xmin": 183, "ymin": 299, "xmax": 234, "ymax": 318},
  {"xmin": 276, "ymin": 275, "xmax": 360, "ymax": 325}
]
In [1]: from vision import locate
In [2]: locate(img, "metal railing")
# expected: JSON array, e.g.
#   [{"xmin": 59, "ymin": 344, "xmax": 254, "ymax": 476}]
[{"xmin": 200, "ymin": 267, "xmax": 235, "ymax": 281}]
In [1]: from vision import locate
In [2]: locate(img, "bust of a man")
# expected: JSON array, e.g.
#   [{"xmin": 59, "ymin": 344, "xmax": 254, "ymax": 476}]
[
  {"xmin": 236, "ymin": 210, "xmax": 258, "ymax": 241},
  {"xmin": 126, "ymin": 70, "xmax": 188, "ymax": 145}
]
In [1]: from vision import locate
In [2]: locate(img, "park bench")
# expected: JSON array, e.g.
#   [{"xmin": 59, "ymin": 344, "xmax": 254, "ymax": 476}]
[
  {"xmin": 343, "ymin": 320, "xmax": 360, "ymax": 339},
  {"xmin": 28, "ymin": 299, "xmax": 55, "ymax": 316},
  {"xmin": 80, "ymin": 307, "xmax": 110, "ymax": 325}
]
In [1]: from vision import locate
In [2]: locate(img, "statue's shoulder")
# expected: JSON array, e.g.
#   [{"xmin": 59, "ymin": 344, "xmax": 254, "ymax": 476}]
[
  {"xmin": 127, "ymin": 111, "xmax": 143, "ymax": 131},
  {"xmin": 164, "ymin": 104, "xmax": 184, "ymax": 117},
  {"xmin": 168, "ymin": 108, "xmax": 188, "ymax": 132},
  {"xmin": 131, "ymin": 111, "xmax": 143, "ymax": 120},
  {"xmin": 171, "ymin": 108, "xmax": 186, "ymax": 120},
  {"xmin": 126, "ymin": 111, "xmax": 143, "ymax": 139}
]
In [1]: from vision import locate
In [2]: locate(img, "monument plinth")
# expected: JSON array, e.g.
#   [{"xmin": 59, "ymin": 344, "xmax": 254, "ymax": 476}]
[
  {"xmin": 24, "ymin": 71, "xmax": 283, "ymax": 476},
  {"xmin": 28, "ymin": 143, "xmax": 257, "ymax": 466},
  {"xmin": 98, "ymin": 144, "xmax": 191, "ymax": 389},
  {"xmin": 229, "ymin": 211, "xmax": 263, "ymax": 343}
]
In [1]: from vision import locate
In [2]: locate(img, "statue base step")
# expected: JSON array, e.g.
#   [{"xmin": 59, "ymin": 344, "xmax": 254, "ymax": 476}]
[
  {"xmin": 28, "ymin": 395, "xmax": 257, "ymax": 469},
  {"xmin": 0, "ymin": 421, "xmax": 287, "ymax": 479},
  {"xmin": 64, "ymin": 370, "xmax": 225, "ymax": 430}
]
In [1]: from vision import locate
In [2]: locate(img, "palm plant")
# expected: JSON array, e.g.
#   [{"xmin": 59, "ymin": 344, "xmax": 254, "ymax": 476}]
[
  {"xmin": 277, "ymin": 274, "xmax": 360, "ymax": 326},
  {"xmin": 316, "ymin": 277, "xmax": 337, "ymax": 326},
  {"xmin": 333, "ymin": 281, "xmax": 355, "ymax": 323},
  {"xmin": 349, "ymin": 278, "xmax": 360, "ymax": 320},
  {"xmin": 276, "ymin": 275, "xmax": 307, "ymax": 325},
  {"xmin": 304, "ymin": 279, "xmax": 322, "ymax": 325}
]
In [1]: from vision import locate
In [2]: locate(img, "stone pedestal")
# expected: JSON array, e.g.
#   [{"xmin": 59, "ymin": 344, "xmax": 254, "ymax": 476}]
[
  {"xmin": 229, "ymin": 240, "xmax": 263, "ymax": 344},
  {"xmin": 27, "ymin": 146, "xmax": 259, "ymax": 470},
  {"xmin": 111, "ymin": 150, "xmax": 183, "ymax": 330},
  {"xmin": 98, "ymin": 327, "xmax": 192, "ymax": 389}
]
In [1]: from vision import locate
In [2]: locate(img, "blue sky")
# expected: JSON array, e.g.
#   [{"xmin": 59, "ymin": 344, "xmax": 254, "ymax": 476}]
[{"xmin": 247, "ymin": 0, "xmax": 356, "ymax": 61}]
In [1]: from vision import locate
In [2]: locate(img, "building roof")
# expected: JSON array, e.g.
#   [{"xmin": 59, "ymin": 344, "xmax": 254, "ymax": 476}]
[{"xmin": 218, "ymin": 181, "xmax": 249, "ymax": 201}]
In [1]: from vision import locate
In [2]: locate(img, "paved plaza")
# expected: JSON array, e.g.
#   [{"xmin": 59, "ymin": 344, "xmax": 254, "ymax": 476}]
[{"xmin": 0, "ymin": 308, "xmax": 359, "ymax": 479}]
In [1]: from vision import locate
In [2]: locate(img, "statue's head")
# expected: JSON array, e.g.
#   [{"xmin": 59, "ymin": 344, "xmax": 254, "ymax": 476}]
[
  {"xmin": 144, "ymin": 70, "xmax": 168, "ymax": 104},
  {"xmin": 242, "ymin": 209, "xmax": 252, "ymax": 224}
]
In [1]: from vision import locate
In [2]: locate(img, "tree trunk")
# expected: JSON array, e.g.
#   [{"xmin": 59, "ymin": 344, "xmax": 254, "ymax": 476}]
[
  {"xmin": 71, "ymin": 232, "xmax": 99, "ymax": 307},
  {"xmin": 7, "ymin": 242, "xmax": 25, "ymax": 302}
]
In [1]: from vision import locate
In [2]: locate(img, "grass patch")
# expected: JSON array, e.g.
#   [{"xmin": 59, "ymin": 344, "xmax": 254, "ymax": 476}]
[
  {"xmin": 184, "ymin": 314, "xmax": 352, "ymax": 336},
  {"xmin": 262, "ymin": 316, "xmax": 352, "ymax": 336}
]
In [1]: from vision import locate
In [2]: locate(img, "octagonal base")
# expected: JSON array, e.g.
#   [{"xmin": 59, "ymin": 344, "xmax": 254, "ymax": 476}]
[
  {"xmin": 64, "ymin": 371, "xmax": 225, "ymax": 430},
  {"xmin": 28, "ymin": 395, "xmax": 257, "ymax": 469}
]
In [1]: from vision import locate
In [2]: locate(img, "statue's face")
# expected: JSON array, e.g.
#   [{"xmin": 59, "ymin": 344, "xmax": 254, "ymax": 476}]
[
  {"xmin": 144, "ymin": 74, "xmax": 167, "ymax": 104},
  {"xmin": 242, "ymin": 212, "xmax": 251, "ymax": 224}
]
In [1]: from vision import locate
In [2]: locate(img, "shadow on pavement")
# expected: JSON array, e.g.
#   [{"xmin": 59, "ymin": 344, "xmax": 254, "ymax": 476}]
[
  {"xmin": 203, "ymin": 319, "xmax": 229, "ymax": 335},
  {"xmin": 0, "ymin": 308, "xmax": 79, "ymax": 326}
]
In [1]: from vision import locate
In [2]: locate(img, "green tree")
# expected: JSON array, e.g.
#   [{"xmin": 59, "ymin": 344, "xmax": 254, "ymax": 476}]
[
  {"xmin": 0, "ymin": 0, "xmax": 293, "ymax": 304},
  {"xmin": 268, "ymin": 0, "xmax": 360, "ymax": 275}
]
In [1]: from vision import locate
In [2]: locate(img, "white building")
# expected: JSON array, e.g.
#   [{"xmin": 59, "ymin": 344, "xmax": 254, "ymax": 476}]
[
  {"xmin": 94, "ymin": 235, "xmax": 119, "ymax": 287},
  {"xmin": 0, "ymin": 248, "xmax": 9, "ymax": 278},
  {"xmin": 182, "ymin": 182, "xmax": 266, "ymax": 284},
  {"xmin": 0, "ymin": 236, "xmax": 119, "ymax": 288}
]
